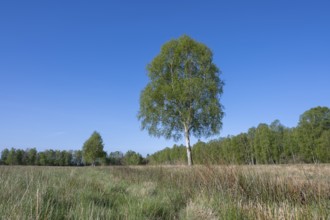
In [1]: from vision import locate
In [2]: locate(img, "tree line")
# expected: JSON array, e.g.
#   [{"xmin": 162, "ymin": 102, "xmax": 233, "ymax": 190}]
[
  {"xmin": 148, "ymin": 106, "xmax": 330, "ymax": 165},
  {"xmin": 1, "ymin": 106, "xmax": 329, "ymax": 166},
  {"xmin": 0, "ymin": 148, "xmax": 145, "ymax": 166},
  {"xmin": 0, "ymin": 130, "xmax": 145, "ymax": 166}
]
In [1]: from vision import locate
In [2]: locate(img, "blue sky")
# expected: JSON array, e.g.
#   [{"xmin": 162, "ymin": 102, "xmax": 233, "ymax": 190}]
[{"xmin": 1, "ymin": 0, "xmax": 329, "ymax": 156}]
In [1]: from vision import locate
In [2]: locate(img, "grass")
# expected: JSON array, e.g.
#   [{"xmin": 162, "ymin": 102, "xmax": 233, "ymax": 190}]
[{"xmin": 0, "ymin": 164, "xmax": 329, "ymax": 219}]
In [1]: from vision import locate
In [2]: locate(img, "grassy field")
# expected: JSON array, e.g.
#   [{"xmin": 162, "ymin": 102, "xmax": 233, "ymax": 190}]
[{"xmin": 0, "ymin": 165, "xmax": 329, "ymax": 219}]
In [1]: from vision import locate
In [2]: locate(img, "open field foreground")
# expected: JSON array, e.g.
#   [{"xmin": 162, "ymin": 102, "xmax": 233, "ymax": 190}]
[{"xmin": 0, "ymin": 165, "xmax": 329, "ymax": 219}]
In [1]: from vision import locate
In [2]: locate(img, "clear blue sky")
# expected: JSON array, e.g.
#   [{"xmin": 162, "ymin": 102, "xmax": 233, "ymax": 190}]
[{"xmin": 1, "ymin": 0, "xmax": 329, "ymax": 156}]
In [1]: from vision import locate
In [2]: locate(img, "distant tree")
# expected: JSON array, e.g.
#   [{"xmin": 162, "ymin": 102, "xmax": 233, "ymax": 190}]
[
  {"xmin": 123, "ymin": 150, "xmax": 144, "ymax": 165},
  {"xmin": 15, "ymin": 149, "xmax": 25, "ymax": 165},
  {"xmin": 72, "ymin": 150, "xmax": 83, "ymax": 166},
  {"xmin": 282, "ymin": 128, "xmax": 300, "ymax": 163},
  {"xmin": 232, "ymin": 133, "xmax": 250, "ymax": 164},
  {"xmin": 297, "ymin": 106, "xmax": 330, "ymax": 162},
  {"xmin": 37, "ymin": 152, "xmax": 47, "ymax": 165},
  {"xmin": 55, "ymin": 150, "xmax": 62, "ymax": 166},
  {"xmin": 108, "ymin": 151, "xmax": 124, "ymax": 165},
  {"xmin": 318, "ymin": 130, "xmax": 330, "ymax": 162},
  {"xmin": 254, "ymin": 124, "xmax": 272, "ymax": 164},
  {"xmin": 45, "ymin": 150, "xmax": 56, "ymax": 166},
  {"xmin": 192, "ymin": 141, "xmax": 208, "ymax": 164},
  {"xmin": 27, "ymin": 148, "xmax": 37, "ymax": 165},
  {"xmin": 1, "ymin": 148, "xmax": 9, "ymax": 165},
  {"xmin": 62, "ymin": 150, "xmax": 73, "ymax": 166},
  {"xmin": 247, "ymin": 127, "xmax": 257, "ymax": 164},
  {"xmin": 138, "ymin": 35, "xmax": 224, "ymax": 166},
  {"xmin": 220, "ymin": 137, "xmax": 233, "ymax": 164},
  {"xmin": 82, "ymin": 131, "xmax": 106, "ymax": 166},
  {"xmin": 170, "ymin": 144, "xmax": 186, "ymax": 164},
  {"xmin": 6, "ymin": 148, "xmax": 18, "ymax": 165},
  {"xmin": 269, "ymin": 120, "xmax": 285, "ymax": 164}
]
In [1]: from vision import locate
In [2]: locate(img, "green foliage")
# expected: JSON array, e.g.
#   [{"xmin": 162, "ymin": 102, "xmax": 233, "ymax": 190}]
[
  {"xmin": 0, "ymin": 148, "xmax": 9, "ymax": 165},
  {"xmin": 318, "ymin": 130, "xmax": 330, "ymax": 162},
  {"xmin": 27, "ymin": 148, "xmax": 37, "ymax": 165},
  {"xmin": 0, "ymin": 148, "xmax": 86, "ymax": 166},
  {"xmin": 123, "ymin": 150, "xmax": 144, "ymax": 165},
  {"xmin": 82, "ymin": 131, "xmax": 106, "ymax": 165},
  {"xmin": 254, "ymin": 123, "xmax": 273, "ymax": 164},
  {"xmin": 148, "ymin": 144, "xmax": 186, "ymax": 164},
  {"xmin": 297, "ymin": 106, "xmax": 330, "ymax": 162},
  {"xmin": 72, "ymin": 150, "xmax": 83, "ymax": 166},
  {"xmin": 38, "ymin": 152, "xmax": 47, "ymax": 165},
  {"xmin": 138, "ymin": 35, "xmax": 224, "ymax": 165},
  {"xmin": 148, "ymin": 106, "xmax": 330, "ymax": 165},
  {"xmin": 0, "ymin": 148, "xmax": 107, "ymax": 166},
  {"xmin": 108, "ymin": 151, "xmax": 123, "ymax": 165}
]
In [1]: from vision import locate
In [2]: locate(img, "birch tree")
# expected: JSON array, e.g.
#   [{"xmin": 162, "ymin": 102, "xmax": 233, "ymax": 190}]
[
  {"xmin": 82, "ymin": 131, "xmax": 106, "ymax": 166},
  {"xmin": 138, "ymin": 35, "xmax": 224, "ymax": 166}
]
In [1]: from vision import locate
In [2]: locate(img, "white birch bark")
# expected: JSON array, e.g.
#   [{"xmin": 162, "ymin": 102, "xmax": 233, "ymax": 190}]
[{"xmin": 184, "ymin": 126, "xmax": 193, "ymax": 166}]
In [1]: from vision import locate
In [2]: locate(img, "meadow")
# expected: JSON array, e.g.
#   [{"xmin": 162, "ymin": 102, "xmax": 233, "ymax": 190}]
[{"xmin": 0, "ymin": 165, "xmax": 329, "ymax": 219}]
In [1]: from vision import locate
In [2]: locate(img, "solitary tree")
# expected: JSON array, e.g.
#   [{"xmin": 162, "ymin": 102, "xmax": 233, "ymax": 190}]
[
  {"xmin": 138, "ymin": 35, "xmax": 224, "ymax": 165},
  {"xmin": 82, "ymin": 131, "xmax": 106, "ymax": 165}
]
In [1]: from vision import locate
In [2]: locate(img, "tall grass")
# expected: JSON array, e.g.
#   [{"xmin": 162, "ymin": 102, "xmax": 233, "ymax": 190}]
[{"xmin": 0, "ymin": 165, "xmax": 329, "ymax": 219}]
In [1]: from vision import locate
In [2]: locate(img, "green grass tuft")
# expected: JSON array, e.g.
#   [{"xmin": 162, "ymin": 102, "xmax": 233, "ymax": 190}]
[{"xmin": 0, "ymin": 165, "xmax": 329, "ymax": 219}]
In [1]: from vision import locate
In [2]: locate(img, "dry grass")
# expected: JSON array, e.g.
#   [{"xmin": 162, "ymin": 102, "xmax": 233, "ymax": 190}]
[{"xmin": 0, "ymin": 164, "xmax": 329, "ymax": 219}]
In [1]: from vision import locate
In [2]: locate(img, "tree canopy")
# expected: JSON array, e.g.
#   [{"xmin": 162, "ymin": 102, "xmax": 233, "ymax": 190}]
[
  {"xmin": 82, "ymin": 131, "xmax": 106, "ymax": 165},
  {"xmin": 297, "ymin": 106, "xmax": 330, "ymax": 162},
  {"xmin": 138, "ymin": 35, "xmax": 224, "ymax": 165}
]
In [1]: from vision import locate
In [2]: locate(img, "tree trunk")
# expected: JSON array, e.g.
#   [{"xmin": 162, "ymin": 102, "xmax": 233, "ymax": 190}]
[{"xmin": 185, "ymin": 128, "xmax": 193, "ymax": 166}]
